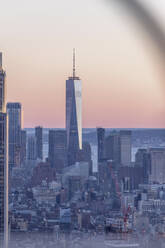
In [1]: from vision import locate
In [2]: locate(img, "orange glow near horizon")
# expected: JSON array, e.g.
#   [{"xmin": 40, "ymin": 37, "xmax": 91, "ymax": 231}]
[{"xmin": 0, "ymin": 0, "xmax": 165, "ymax": 128}]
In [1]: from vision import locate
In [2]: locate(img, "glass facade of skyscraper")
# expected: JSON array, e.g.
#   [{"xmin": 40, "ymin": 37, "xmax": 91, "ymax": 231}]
[
  {"xmin": 66, "ymin": 76, "xmax": 82, "ymax": 166},
  {"xmin": 7, "ymin": 102, "xmax": 22, "ymax": 170}
]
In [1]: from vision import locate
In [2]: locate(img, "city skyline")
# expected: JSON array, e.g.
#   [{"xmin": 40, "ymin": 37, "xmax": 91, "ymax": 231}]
[
  {"xmin": 0, "ymin": 0, "xmax": 165, "ymax": 128},
  {"xmin": 1, "ymin": 1, "xmax": 165, "ymax": 246}
]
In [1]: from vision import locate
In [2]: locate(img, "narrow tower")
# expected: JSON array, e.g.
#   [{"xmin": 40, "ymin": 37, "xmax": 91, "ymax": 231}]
[
  {"xmin": 0, "ymin": 53, "xmax": 8, "ymax": 248},
  {"xmin": 66, "ymin": 50, "xmax": 82, "ymax": 166},
  {"xmin": 35, "ymin": 126, "xmax": 43, "ymax": 160},
  {"xmin": 7, "ymin": 103, "xmax": 22, "ymax": 170},
  {"xmin": 0, "ymin": 53, "xmax": 6, "ymax": 112}
]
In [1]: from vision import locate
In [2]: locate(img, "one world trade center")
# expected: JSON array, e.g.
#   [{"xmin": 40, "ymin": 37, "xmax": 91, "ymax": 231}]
[{"xmin": 66, "ymin": 49, "xmax": 82, "ymax": 166}]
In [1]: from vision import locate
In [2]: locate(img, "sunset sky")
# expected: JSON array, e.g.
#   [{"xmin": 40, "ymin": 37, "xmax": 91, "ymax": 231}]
[{"xmin": 0, "ymin": 0, "xmax": 165, "ymax": 128}]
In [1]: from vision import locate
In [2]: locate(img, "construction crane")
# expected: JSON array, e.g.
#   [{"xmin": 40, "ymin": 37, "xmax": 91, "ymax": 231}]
[{"xmin": 106, "ymin": 162, "xmax": 133, "ymax": 234}]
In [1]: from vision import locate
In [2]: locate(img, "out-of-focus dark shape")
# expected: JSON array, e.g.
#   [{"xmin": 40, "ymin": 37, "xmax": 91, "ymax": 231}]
[{"xmin": 108, "ymin": 0, "xmax": 165, "ymax": 64}]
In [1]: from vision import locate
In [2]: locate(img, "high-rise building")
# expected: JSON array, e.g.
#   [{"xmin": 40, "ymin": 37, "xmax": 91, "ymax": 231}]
[
  {"xmin": 149, "ymin": 148, "xmax": 165, "ymax": 184},
  {"xmin": 48, "ymin": 130, "xmax": 55, "ymax": 167},
  {"xmin": 0, "ymin": 53, "xmax": 8, "ymax": 248},
  {"xmin": 0, "ymin": 114, "xmax": 8, "ymax": 248},
  {"xmin": 76, "ymin": 142, "xmax": 93, "ymax": 175},
  {"xmin": 97, "ymin": 127, "xmax": 105, "ymax": 162},
  {"xmin": 20, "ymin": 130, "xmax": 27, "ymax": 166},
  {"xmin": 119, "ymin": 166, "xmax": 145, "ymax": 190},
  {"xmin": 0, "ymin": 53, "xmax": 6, "ymax": 113},
  {"xmin": 7, "ymin": 102, "xmax": 22, "ymax": 170},
  {"xmin": 77, "ymin": 142, "xmax": 92, "ymax": 162},
  {"xmin": 27, "ymin": 136, "xmax": 36, "ymax": 161},
  {"xmin": 35, "ymin": 126, "xmax": 43, "ymax": 160},
  {"xmin": 135, "ymin": 148, "xmax": 151, "ymax": 184},
  {"xmin": 119, "ymin": 130, "xmax": 132, "ymax": 167},
  {"xmin": 48, "ymin": 130, "xmax": 67, "ymax": 173},
  {"xmin": 105, "ymin": 131, "xmax": 120, "ymax": 164},
  {"xmin": 66, "ymin": 49, "xmax": 82, "ymax": 166}
]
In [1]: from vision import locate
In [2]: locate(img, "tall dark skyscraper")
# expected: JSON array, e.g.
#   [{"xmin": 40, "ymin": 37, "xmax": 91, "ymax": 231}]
[
  {"xmin": 48, "ymin": 130, "xmax": 67, "ymax": 173},
  {"xmin": 105, "ymin": 131, "xmax": 120, "ymax": 164},
  {"xmin": 35, "ymin": 126, "xmax": 43, "ymax": 160},
  {"xmin": 20, "ymin": 130, "xmax": 27, "ymax": 166},
  {"xmin": 97, "ymin": 127, "xmax": 105, "ymax": 162},
  {"xmin": 0, "ymin": 53, "xmax": 8, "ymax": 248},
  {"xmin": 27, "ymin": 136, "xmax": 36, "ymax": 161},
  {"xmin": 119, "ymin": 130, "xmax": 132, "ymax": 166},
  {"xmin": 7, "ymin": 102, "xmax": 22, "ymax": 170},
  {"xmin": 149, "ymin": 148, "xmax": 165, "ymax": 184},
  {"xmin": 135, "ymin": 148, "xmax": 151, "ymax": 184},
  {"xmin": 66, "ymin": 50, "xmax": 82, "ymax": 166}
]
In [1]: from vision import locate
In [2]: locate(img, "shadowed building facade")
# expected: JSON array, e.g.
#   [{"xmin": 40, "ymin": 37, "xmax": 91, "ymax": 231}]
[
  {"xmin": 149, "ymin": 148, "xmax": 165, "ymax": 184},
  {"xmin": 27, "ymin": 136, "xmax": 36, "ymax": 161},
  {"xmin": 0, "ymin": 53, "xmax": 8, "ymax": 248},
  {"xmin": 35, "ymin": 126, "xmax": 43, "ymax": 160},
  {"xmin": 105, "ymin": 131, "xmax": 120, "ymax": 164},
  {"xmin": 7, "ymin": 102, "xmax": 22, "ymax": 170},
  {"xmin": 97, "ymin": 127, "xmax": 105, "ymax": 163},
  {"xmin": 135, "ymin": 148, "xmax": 151, "ymax": 184},
  {"xmin": 119, "ymin": 130, "xmax": 132, "ymax": 167},
  {"xmin": 20, "ymin": 130, "xmax": 27, "ymax": 166},
  {"xmin": 66, "ymin": 50, "xmax": 82, "ymax": 166},
  {"xmin": 48, "ymin": 130, "xmax": 67, "ymax": 173}
]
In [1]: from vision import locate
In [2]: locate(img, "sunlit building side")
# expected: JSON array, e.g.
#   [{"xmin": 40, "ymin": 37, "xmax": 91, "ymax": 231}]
[{"xmin": 0, "ymin": 53, "xmax": 8, "ymax": 248}]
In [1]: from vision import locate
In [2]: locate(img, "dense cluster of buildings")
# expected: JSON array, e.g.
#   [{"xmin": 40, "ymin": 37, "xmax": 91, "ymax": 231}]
[
  {"xmin": 97, "ymin": 128, "xmax": 165, "ymax": 189},
  {"xmin": 1, "ymin": 51, "xmax": 165, "ymax": 248},
  {"xmin": 0, "ymin": 51, "xmax": 94, "ymax": 248}
]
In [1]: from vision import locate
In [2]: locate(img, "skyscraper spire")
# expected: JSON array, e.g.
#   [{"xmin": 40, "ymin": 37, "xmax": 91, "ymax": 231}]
[{"xmin": 73, "ymin": 48, "xmax": 76, "ymax": 78}]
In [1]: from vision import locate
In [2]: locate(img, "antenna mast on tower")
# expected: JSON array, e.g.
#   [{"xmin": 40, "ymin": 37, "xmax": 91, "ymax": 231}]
[{"xmin": 73, "ymin": 48, "xmax": 76, "ymax": 78}]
